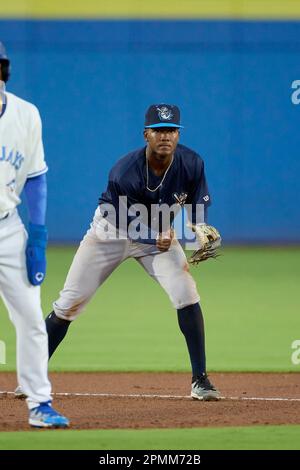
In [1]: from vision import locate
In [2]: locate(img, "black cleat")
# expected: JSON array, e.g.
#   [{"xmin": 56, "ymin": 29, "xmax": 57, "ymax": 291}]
[{"xmin": 191, "ymin": 374, "xmax": 220, "ymax": 401}]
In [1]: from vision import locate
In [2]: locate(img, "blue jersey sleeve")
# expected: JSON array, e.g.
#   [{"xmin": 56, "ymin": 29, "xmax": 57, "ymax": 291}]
[{"xmin": 24, "ymin": 173, "xmax": 47, "ymax": 225}]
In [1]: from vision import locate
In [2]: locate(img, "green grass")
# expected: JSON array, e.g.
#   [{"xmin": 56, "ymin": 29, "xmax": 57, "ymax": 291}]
[
  {"xmin": 0, "ymin": 246, "xmax": 299, "ymax": 372},
  {"xmin": 0, "ymin": 425, "xmax": 300, "ymax": 450}
]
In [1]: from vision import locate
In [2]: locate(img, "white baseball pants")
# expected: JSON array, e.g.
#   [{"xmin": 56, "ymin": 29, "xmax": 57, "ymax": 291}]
[
  {"xmin": 53, "ymin": 208, "xmax": 200, "ymax": 321},
  {"xmin": 0, "ymin": 211, "xmax": 51, "ymax": 408}
]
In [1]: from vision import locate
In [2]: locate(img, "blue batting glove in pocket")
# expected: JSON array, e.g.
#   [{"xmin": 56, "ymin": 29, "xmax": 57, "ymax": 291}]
[{"xmin": 26, "ymin": 223, "xmax": 48, "ymax": 286}]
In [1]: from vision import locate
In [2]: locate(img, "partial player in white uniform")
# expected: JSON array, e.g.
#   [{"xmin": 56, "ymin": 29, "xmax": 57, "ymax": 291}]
[{"xmin": 0, "ymin": 42, "xmax": 69, "ymax": 427}]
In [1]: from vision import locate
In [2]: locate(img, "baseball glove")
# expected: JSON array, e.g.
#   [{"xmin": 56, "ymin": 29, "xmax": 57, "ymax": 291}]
[{"xmin": 187, "ymin": 223, "xmax": 221, "ymax": 264}]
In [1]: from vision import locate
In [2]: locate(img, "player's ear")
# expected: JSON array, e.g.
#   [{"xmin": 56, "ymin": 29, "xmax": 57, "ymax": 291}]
[{"xmin": 143, "ymin": 129, "xmax": 148, "ymax": 141}]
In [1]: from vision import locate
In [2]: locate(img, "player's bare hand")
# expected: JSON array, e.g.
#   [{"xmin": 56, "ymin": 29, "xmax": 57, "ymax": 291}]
[{"xmin": 156, "ymin": 229, "xmax": 174, "ymax": 252}]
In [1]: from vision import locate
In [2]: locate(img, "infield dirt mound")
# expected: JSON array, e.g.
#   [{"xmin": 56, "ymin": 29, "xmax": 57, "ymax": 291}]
[{"xmin": 1, "ymin": 372, "xmax": 300, "ymax": 431}]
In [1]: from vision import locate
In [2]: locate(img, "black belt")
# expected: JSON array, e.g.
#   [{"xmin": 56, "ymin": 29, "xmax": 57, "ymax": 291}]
[{"xmin": 0, "ymin": 213, "xmax": 9, "ymax": 221}]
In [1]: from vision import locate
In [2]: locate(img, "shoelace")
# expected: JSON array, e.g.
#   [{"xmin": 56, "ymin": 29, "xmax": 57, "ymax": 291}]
[
  {"xmin": 193, "ymin": 375, "xmax": 216, "ymax": 391},
  {"xmin": 31, "ymin": 403, "xmax": 59, "ymax": 417}
]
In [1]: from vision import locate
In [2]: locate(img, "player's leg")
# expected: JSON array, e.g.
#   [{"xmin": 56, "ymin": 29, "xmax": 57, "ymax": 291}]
[
  {"xmin": 0, "ymin": 214, "xmax": 67, "ymax": 425},
  {"xmin": 0, "ymin": 214, "xmax": 69, "ymax": 425},
  {"xmin": 0, "ymin": 215, "xmax": 51, "ymax": 406},
  {"xmin": 135, "ymin": 239, "xmax": 220, "ymax": 400},
  {"xmin": 135, "ymin": 240, "xmax": 204, "ymax": 372},
  {"xmin": 135, "ymin": 239, "xmax": 200, "ymax": 309},
  {"xmin": 46, "ymin": 225, "xmax": 128, "ymax": 358}
]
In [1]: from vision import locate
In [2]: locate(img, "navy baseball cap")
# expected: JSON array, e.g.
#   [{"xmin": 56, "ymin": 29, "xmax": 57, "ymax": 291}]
[{"xmin": 144, "ymin": 104, "xmax": 184, "ymax": 128}]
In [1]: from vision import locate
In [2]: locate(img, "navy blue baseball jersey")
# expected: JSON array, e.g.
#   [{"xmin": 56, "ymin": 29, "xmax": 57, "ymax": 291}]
[{"xmin": 99, "ymin": 143, "xmax": 211, "ymax": 242}]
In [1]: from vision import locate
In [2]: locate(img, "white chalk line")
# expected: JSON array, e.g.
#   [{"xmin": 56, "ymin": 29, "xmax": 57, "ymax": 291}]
[{"xmin": 1, "ymin": 391, "xmax": 300, "ymax": 402}]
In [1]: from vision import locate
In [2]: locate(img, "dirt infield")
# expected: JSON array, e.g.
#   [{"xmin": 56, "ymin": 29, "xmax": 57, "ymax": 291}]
[{"xmin": 1, "ymin": 372, "xmax": 300, "ymax": 431}]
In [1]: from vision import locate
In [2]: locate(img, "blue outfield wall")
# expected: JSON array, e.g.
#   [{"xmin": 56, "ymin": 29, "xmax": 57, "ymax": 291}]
[{"xmin": 1, "ymin": 20, "xmax": 300, "ymax": 242}]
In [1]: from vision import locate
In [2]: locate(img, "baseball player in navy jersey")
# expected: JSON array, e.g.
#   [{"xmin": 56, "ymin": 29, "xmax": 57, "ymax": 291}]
[
  {"xmin": 42, "ymin": 104, "xmax": 221, "ymax": 400},
  {"xmin": 0, "ymin": 42, "xmax": 69, "ymax": 427}
]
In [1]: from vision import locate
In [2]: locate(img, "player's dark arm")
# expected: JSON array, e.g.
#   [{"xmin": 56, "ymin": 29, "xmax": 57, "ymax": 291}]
[{"xmin": 24, "ymin": 173, "xmax": 48, "ymax": 285}]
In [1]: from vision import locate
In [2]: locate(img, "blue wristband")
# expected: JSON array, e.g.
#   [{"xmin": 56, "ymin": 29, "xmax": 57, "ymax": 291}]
[{"xmin": 26, "ymin": 223, "xmax": 48, "ymax": 286}]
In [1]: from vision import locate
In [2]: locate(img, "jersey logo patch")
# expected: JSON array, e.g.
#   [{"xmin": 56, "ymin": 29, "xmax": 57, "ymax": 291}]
[
  {"xmin": 157, "ymin": 106, "xmax": 173, "ymax": 121},
  {"xmin": 173, "ymin": 192, "xmax": 188, "ymax": 207},
  {"xmin": 203, "ymin": 195, "xmax": 210, "ymax": 202},
  {"xmin": 35, "ymin": 272, "xmax": 44, "ymax": 283}
]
